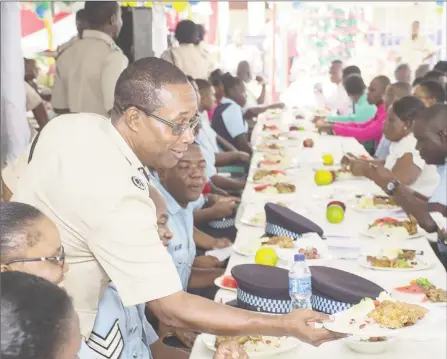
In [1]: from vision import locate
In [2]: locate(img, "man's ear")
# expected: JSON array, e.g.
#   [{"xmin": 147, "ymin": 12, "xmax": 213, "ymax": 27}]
[{"xmin": 124, "ymin": 108, "xmax": 140, "ymax": 133}]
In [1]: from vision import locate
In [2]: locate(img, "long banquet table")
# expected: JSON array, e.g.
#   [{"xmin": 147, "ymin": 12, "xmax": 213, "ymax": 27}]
[{"xmin": 190, "ymin": 110, "xmax": 447, "ymax": 359}]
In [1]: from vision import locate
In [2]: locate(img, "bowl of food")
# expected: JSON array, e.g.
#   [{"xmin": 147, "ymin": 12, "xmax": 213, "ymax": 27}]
[{"xmin": 344, "ymin": 336, "xmax": 396, "ymax": 354}]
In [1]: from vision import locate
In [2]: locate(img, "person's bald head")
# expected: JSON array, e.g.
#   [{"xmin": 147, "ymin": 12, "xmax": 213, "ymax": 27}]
[
  {"xmin": 414, "ymin": 104, "xmax": 447, "ymax": 165},
  {"xmin": 111, "ymin": 57, "xmax": 197, "ymax": 170},
  {"xmin": 383, "ymin": 82, "xmax": 412, "ymax": 109},
  {"xmin": 367, "ymin": 76, "xmax": 390, "ymax": 105}
]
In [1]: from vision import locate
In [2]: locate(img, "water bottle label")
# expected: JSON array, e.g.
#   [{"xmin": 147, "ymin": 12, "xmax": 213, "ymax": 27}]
[{"xmin": 289, "ymin": 277, "xmax": 312, "ymax": 295}]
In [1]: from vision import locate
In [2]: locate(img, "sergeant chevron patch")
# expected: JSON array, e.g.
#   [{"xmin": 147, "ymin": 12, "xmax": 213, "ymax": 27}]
[{"xmin": 86, "ymin": 319, "xmax": 124, "ymax": 359}]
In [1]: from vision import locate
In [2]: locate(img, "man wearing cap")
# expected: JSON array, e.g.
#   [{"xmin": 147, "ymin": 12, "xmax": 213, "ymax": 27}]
[
  {"xmin": 367, "ymin": 104, "xmax": 447, "ymax": 266},
  {"xmin": 52, "ymin": 1, "xmax": 128, "ymax": 117},
  {"xmin": 13, "ymin": 57, "xmax": 344, "ymax": 347}
]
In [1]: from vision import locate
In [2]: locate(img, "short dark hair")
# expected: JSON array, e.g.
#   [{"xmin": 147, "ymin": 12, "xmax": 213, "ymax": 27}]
[
  {"xmin": 415, "ymin": 104, "xmax": 447, "ymax": 131},
  {"xmin": 0, "ymin": 202, "xmax": 44, "ymax": 263},
  {"xmin": 186, "ymin": 75, "xmax": 195, "ymax": 83},
  {"xmin": 374, "ymin": 75, "xmax": 391, "ymax": 89},
  {"xmin": 209, "ymin": 69, "xmax": 223, "ymax": 87},
  {"xmin": 412, "ymin": 76, "xmax": 424, "ymax": 87},
  {"xmin": 175, "ymin": 20, "xmax": 198, "ymax": 44},
  {"xmin": 1, "ymin": 272, "xmax": 74, "ymax": 359},
  {"xmin": 392, "ymin": 96, "xmax": 425, "ymax": 122},
  {"xmin": 222, "ymin": 73, "xmax": 243, "ymax": 96},
  {"xmin": 332, "ymin": 60, "xmax": 343, "ymax": 65},
  {"xmin": 434, "ymin": 61, "xmax": 447, "ymax": 74},
  {"xmin": 75, "ymin": 8, "xmax": 87, "ymax": 21},
  {"xmin": 342, "ymin": 65, "xmax": 361, "ymax": 79},
  {"xmin": 195, "ymin": 24, "xmax": 205, "ymax": 44},
  {"xmin": 424, "ymin": 70, "xmax": 446, "ymax": 82},
  {"xmin": 83, "ymin": 1, "xmax": 119, "ymax": 29},
  {"xmin": 343, "ymin": 74, "xmax": 366, "ymax": 96},
  {"xmin": 395, "ymin": 63, "xmax": 410, "ymax": 73},
  {"xmin": 195, "ymin": 79, "xmax": 212, "ymax": 92},
  {"xmin": 419, "ymin": 80, "xmax": 446, "ymax": 103},
  {"xmin": 113, "ymin": 57, "xmax": 189, "ymax": 116}
]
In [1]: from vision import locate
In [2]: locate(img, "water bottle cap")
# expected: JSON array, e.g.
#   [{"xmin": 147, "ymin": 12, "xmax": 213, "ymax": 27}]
[{"xmin": 294, "ymin": 254, "xmax": 305, "ymax": 262}]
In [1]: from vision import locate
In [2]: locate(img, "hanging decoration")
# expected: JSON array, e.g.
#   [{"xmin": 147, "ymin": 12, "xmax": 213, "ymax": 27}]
[
  {"xmin": 189, "ymin": 1, "xmax": 200, "ymax": 5},
  {"xmin": 34, "ymin": 1, "xmax": 51, "ymax": 19},
  {"xmin": 292, "ymin": 1, "xmax": 300, "ymax": 10},
  {"xmin": 172, "ymin": 1, "xmax": 188, "ymax": 13},
  {"xmin": 304, "ymin": 5, "xmax": 360, "ymax": 66}
]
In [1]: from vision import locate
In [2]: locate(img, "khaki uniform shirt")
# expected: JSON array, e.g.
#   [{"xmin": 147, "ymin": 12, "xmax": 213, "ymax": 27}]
[
  {"xmin": 52, "ymin": 30, "xmax": 128, "ymax": 117},
  {"xmin": 12, "ymin": 113, "xmax": 182, "ymax": 338},
  {"xmin": 161, "ymin": 43, "xmax": 215, "ymax": 79}
]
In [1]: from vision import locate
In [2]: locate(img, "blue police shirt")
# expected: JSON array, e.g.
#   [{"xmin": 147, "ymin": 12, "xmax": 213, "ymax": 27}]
[
  {"xmin": 80, "ymin": 283, "xmax": 158, "ymax": 359},
  {"xmin": 197, "ymin": 112, "xmax": 220, "ymax": 153},
  {"xmin": 220, "ymin": 97, "xmax": 248, "ymax": 139},
  {"xmin": 153, "ymin": 180, "xmax": 205, "ymax": 290}
]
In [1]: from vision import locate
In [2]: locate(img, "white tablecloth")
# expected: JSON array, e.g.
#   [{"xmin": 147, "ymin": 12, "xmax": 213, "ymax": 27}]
[{"xmin": 190, "ymin": 111, "xmax": 447, "ymax": 359}]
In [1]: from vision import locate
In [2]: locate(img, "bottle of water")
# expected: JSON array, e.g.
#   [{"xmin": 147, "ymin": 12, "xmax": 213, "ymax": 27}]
[{"xmin": 289, "ymin": 254, "xmax": 312, "ymax": 310}]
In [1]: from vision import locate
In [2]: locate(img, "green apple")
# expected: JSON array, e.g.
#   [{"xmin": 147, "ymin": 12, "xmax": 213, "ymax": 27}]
[{"xmin": 326, "ymin": 205, "xmax": 345, "ymax": 223}]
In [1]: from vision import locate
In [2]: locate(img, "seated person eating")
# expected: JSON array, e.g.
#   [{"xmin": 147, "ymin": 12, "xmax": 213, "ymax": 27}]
[
  {"xmin": 343, "ymin": 96, "xmax": 439, "ymax": 198},
  {"xmin": 316, "ymin": 74, "xmax": 377, "ymax": 124},
  {"xmin": 212, "ymin": 73, "xmax": 252, "ymax": 154},
  {"xmin": 317, "ymin": 76, "xmax": 391, "ymax": 154}
]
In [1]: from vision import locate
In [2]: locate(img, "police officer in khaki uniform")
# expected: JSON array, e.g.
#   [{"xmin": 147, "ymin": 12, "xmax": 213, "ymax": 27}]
[
  {"xmin": 55, "ymin": 8, "xmax": 89, "ymax": 58},
  {"xmin": 52, "ymin": 1, "xmax": 128, "ymax": 117},
  {"xmin": 13, "ymin": 57, "xmax": 344, "ymax": 346}
]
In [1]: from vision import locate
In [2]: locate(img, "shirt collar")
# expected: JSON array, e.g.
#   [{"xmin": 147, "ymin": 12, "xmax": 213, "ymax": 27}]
[
  {"xmin": 82, "ymin": 30, "xmax": 115, "ymax": 46},
  {"xmin": 437, "ymin": 163, "xmax": 446, "ymax": 176},
  {"xmin": 221, "ymin": 97, "xmax": 238, "ymax": 106},
  {"xmin": 100, "ymin": 119, "xmax": 143, "ymax": 168},
  {"xmin": 154, "ymin": 182, "xmax": 183, "ymax": 215}
]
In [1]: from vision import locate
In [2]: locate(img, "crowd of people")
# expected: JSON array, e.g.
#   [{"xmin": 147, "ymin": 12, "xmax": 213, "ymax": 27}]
[{"xmin": 1, "ymin": 2, "xmax": 446, "ymax": 359}]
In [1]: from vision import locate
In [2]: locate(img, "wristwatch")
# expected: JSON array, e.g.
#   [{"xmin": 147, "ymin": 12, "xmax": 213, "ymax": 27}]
[{"xmin": 385, "ymin": 180, "xmax": 400, "ymax": 196}]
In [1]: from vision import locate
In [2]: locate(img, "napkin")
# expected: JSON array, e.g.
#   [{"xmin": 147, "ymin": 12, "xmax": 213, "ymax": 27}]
[{"xmin": 205, "ymin": 246, "xmax": 233, "ymax": 262}]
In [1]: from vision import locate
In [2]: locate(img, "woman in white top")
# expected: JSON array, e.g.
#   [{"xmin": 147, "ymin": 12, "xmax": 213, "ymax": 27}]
[
  {"xmin": 161, "ymin": 20, "xmax": 215, "ymax": 80},
  {"xmin": 346, "ymin": 96, "xmax": 439, "ymax": 197}
]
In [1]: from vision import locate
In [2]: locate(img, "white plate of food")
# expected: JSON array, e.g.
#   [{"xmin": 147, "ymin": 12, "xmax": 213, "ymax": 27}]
[
  {"xmin": 276, "ymin": 237, "xmax": 329, "ymax": 262},
  {"xmin": 392, "ymin": 278, "xmax": 447, "ymax": 307},
  {"xmin": 201, "ymin": 334, "xmax": 300, "ymax": 357},
  {"xmin": 360, "ymin": 216, "xmax": 422, "ymax": 240},
  {"xmin": 261, "ymin": 124, "xmax": 283, "ymax": 132},
  {"xmin": 333, "ymin": 168, "xmax": 361, "ymax": 181},
  {"xmin": 240, "ymin": 212, "xmax": 266, "ymax": 227},
  {"xmin": 353, "ymin": 194, "xmax": 402, "ymax": 213},
  {"xmin": 249, "ymin": 169, "xmax": 289, "ymax": 184},
  {"xmin": 252, "ymin": 183, "xmax": 296, "ymax": 196},
  {"xmin": 324, "ymin": 292, "xmax": 440, "ymax": 337},
  {"xmin": 214, "ymin": 275, "xmax": 238, "ymax": 292},
  {"xmin": 358, "ymin": 249, "xmax": 434, "ymax": 271},
  {"xmin": 255, "ymin": 142, "xmax": 285, "ymax": 152},
  {"xmin": 233, "ymin": 234, "xmax": 319, "ymax": 257}
]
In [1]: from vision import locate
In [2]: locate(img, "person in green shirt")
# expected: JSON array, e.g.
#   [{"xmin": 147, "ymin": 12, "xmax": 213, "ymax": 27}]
[{"xmin": 324, "ymin": 74, "xmax": 377, "ymax": 124}]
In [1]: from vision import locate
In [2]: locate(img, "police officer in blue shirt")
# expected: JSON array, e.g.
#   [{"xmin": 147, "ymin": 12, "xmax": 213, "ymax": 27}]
[
  {"xmin": 212, "ymin": 74, "xmax": 252, "ymax": 155},
  {"xmin": 80, "ymin": 185, "xmax": 172, "ymax": 359},
  {"xmin": 153, "ymin": 143, "xmax": 231, "ymax": 290},
  {"xmin": 367, "ymin": 104, "xmax": 447, "ymax": 266}
]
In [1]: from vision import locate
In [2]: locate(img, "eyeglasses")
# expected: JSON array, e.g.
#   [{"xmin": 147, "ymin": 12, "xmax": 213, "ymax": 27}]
[
  {"xmin": 123, "ymin": 105, "xmax": 200, "ymax": 136},
  {"xmin": 5, "ymin": 246, "xmax": 65, "ymax": 267}
]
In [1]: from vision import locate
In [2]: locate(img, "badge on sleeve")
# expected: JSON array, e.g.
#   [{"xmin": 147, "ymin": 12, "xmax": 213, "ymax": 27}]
[{"xmin": 131, "ymin": 176, "xmax": 147, "ymax": 191}]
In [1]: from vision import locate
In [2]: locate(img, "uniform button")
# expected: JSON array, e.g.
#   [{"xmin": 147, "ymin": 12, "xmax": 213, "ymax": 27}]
[{"xmin": 132, "ymin": 353, "xmax": 138, "ymax": 358}]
